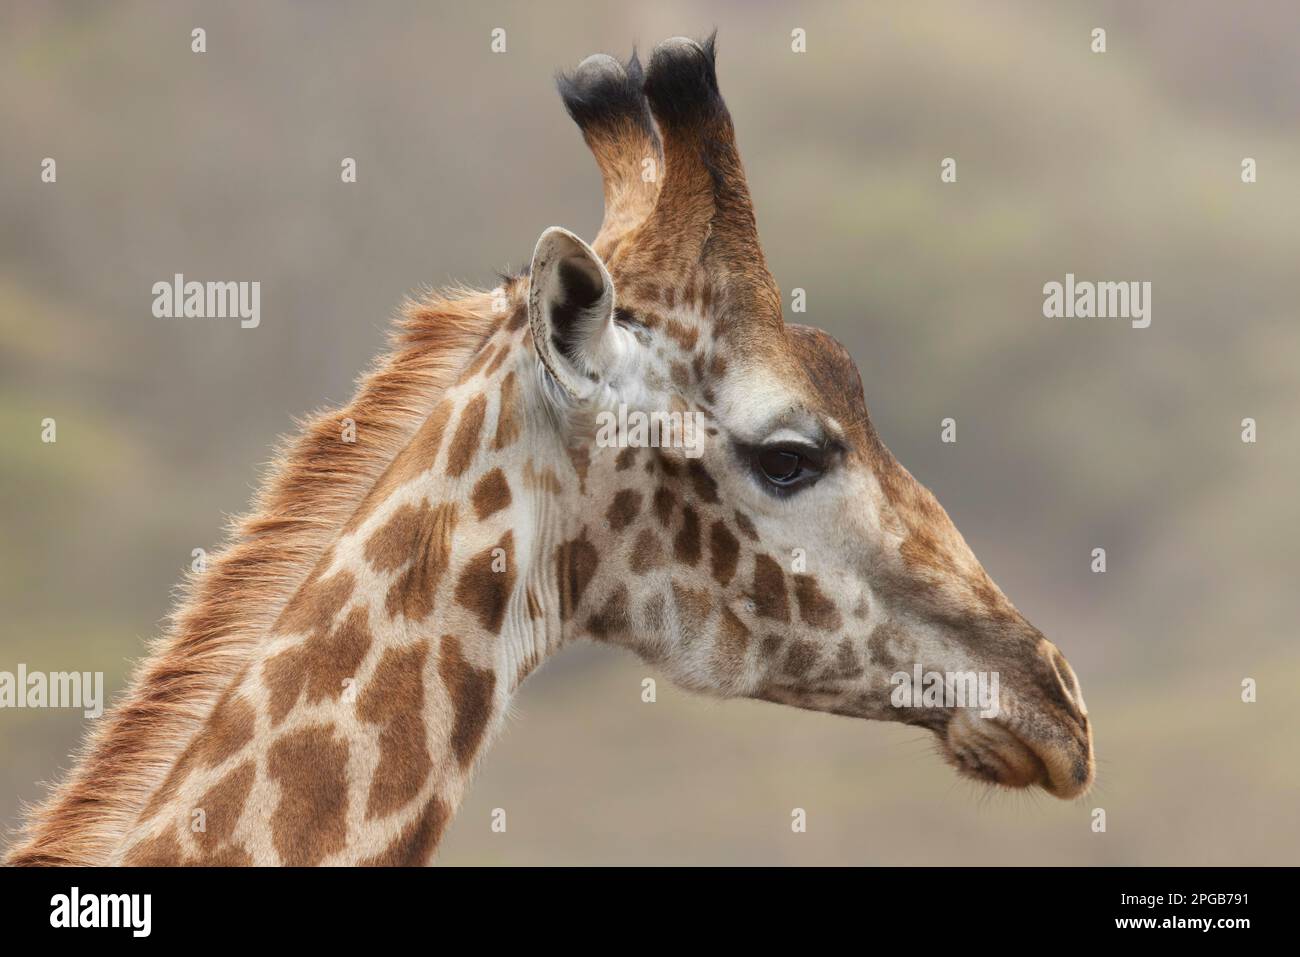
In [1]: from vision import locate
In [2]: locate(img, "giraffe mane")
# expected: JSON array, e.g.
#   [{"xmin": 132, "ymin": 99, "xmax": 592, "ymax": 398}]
[{"xmin": 3, "ymin": 285, "xmax": 503, "ymax": 866}]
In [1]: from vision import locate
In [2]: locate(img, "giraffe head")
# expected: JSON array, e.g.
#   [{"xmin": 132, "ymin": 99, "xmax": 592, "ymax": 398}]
[{"xmin": 525, "ymin": 36, "xmax": 1094, "ymax": 799}]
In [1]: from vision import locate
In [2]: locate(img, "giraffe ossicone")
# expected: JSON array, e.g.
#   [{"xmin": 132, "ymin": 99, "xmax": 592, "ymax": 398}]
[{"xmin": 7, "ymin": 33, "xmax": 1093, "ymax": 868}]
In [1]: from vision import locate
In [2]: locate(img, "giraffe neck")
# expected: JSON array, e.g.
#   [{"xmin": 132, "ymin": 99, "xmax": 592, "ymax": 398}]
[{"xmin": 118, "ymin": 306, "xmax": 575, "ymax": 865}]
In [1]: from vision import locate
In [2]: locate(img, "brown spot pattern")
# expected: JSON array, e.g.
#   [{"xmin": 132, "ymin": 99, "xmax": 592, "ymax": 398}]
[
  {"xmin": 752, "ymin": 554, "xmax": 791, "ymax": 622},
  {"xmin": 783, "ymin": 640, "xmax": 818, "ymax": 678},
  {"xmin": 665, "ymin": 319, "xmax": 699, "ymax": 351},
  {"xmin": 438, "ymin": 635, "xmax": 497, "ymax": 769},
  {"xmin": 471, "ymin": 468, "xmax": 512, "ymax": 520},
  {"xmin": 403, "ymin": 399, "xmax": 456, "ymax": 475},
  {"xmin": 687, "ymin": 460, "xmax": 719, "ymax": 503},
  {"xmin": 193, "ymin": 686, "xmax": 257, "ymax": 770},
  {"xmin": 361, "ymin": 794, "xmax": 451, "ymax": 867},
  {"xmin": 830, "ymin": 637, "xmax": 864, "ymax": 679},
  {"xmin": 714, "ymin": 607, "xmax": 751, "ymax": 679},
  {"xmin": 492, "ymin": 371, "xmax": 521, "ymax": 450},
  {"xmin": 358, "ymin": 641, "xmax": 432, "ymax": 819},
  {"xmin": 192, "ymin": 844, "xmax": 252, "ymax": 867},
  {"xmin": 606, "ymin": 489, "xmax": 642, "ymax": 531},
  {"xmin": 137, "ymin": 676, "xmax": 256, "ymax": 823},
  {"xmin": 264, "ymin": 605, "xmax": 373, "ymax": 726},
  {"xmin": 652, "ymin": 486, "xmax": 676, "ymax": 526},
  {"xmin": 794, "ymin": 574, "xmax": 842, "ymax": 630},
  {"xmin": 674, "ymin": 505, "xmax": 702, "ymax": 565},
  {"xmin": 193, "ymin": 760, "xmax": 255, "ymax": 855},
  {"xmin": 346, "ymin": 400, "xmax": 454, "ymax": 532},
  {"xmin": 588, "ymin": 585, "xmax": 631, "ymax": 640},
  {"xmin": 506, "ymin": 301, "xmax": 527, "ymax": 331},
  {"xmin": 454, "ymin": 531, "xmax": 516, "ymax": 634},
  {"xmin": 566, "ymin": 444, "xmax": 590, "ymax": 494},
  {"xmin": 556, "ymin": 530, "xmax": 598, "ymax": 620},
  {"xmin": 383, "ymin": 502, "xmax": 458, "ymax": 621},
  {"xmin": 760, "ymin": 635, "xmax": 784, "ymax": 660},
  {"xmin": 445, "ymin": 394, "xmax": 488, "ymax": 478},
  {"xmin": 630, "ymin": 528, "xmax": 665, "ymax": 572},
  {"xmin": 484, "ymin": 342, "xmax": 510, "ymax": 376},
  {"xmin": 461, "ymin": 342, "xmax": 497, "ymax": 379},
  {"xmin": 276, "ymin": 569, "xmax": 355, "ymax": 635},
  {"xmin": 709, "ymin": 520, "xmax": 740, "ymax": 586},
  {"xmin": 123, "ymin": 829, "xmax": 183, "ymax": 867},
  {"xmin": 268, "ymin": 724, "xmax": 350, "ymax": 866},
  {"xmin": 365, "ymin": 502, "xmax": 436, "ymax": 572}
]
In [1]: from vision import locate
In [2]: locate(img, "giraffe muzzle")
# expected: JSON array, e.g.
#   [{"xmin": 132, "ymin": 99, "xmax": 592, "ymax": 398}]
[{"xmin": 940, "ymin": 642, "xmax": 1095, "ymax": 799}]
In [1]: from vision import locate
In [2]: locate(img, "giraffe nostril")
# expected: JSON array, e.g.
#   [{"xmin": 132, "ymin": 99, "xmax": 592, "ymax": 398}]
[
  {"xmin": 1052, "ymin": 649, "xmax": 1074, "ymax": 691},
  {"xmin": 1045, "ymin": 644, "xmax": 1087, "ymax": 722}
]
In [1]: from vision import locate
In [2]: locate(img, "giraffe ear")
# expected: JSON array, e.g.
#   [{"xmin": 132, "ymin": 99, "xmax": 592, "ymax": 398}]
[{"xmin": 527, "ymin": 226, "xmax": 617, "ymax": 399}]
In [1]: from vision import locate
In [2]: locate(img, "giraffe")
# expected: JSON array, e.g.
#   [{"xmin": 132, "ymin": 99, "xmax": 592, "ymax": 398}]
[{"xmin": 6, "ymin": 35, "xmax": 1093, "ymax": 867}]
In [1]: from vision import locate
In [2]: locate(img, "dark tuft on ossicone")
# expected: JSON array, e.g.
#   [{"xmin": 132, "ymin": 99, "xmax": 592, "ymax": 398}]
[
  {"xmin": 556, "ymin": 50, "xmax": 655, "ymax": 138},
  {"xmin": 642, "ymin": 32, "xmax": 724, "ymax": 131}
]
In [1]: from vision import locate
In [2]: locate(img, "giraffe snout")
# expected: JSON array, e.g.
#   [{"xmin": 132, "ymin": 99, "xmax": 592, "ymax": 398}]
[
  {"xmin": 1010, "ymin": 640, "xmax": 1095, "ymax": 798},
  {"xmin": 940, "ymin": 638, "xmax": 1095, "ymax": 799}
]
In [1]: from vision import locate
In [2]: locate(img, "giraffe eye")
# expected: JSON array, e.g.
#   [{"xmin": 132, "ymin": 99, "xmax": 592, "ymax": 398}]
[
  {"xmin": 758, "ymin": 448, "xmax": 801, "ymax": 482},
  {"xmin": 753, "ymin": 443, "xmax": 823, "ymax": 493}
]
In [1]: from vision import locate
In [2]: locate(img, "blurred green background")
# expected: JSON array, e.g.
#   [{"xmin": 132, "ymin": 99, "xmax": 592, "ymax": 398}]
[{"xmin": 2, "ymin": 1, "xmax": 1297, "ymax": 864}]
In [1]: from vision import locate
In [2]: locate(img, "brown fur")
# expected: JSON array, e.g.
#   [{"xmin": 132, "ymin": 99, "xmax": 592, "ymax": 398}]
[
  {"xmin": 193, "ymin": 760, "xmax": 255, "ymax": 855},
  {"xmin": 361, "ymin": 794, "xmax": 450, "ymax": 867},
  {"xmin": 708, "ymin": 520, "xmax": 740, "ymax": 586},
  {"xmin": 3, "ymin": 288, "xmax": 498, "ymax": 866},
  {"xmin": 556, "ymin": 529, "xmax": 598, "ymax": 621},
  {"xmin": 471, "ymin": 468, "xmax": 513, "ymax": 521},
  {"xmin": 268, "ymin": 724, "xmax": 350, "ymax": 866},
  {"xmin": 453, "ymin": 531, "xmax": 517, "ymax": 634},
  {"xmin": 793, "ymin": 574, "xmax": 842, "ymax": 631},
  {"xmin": 606, "ymin": 489, "xmax": 642, "ymax": 531},
  {"xmin": 673, "ymin": 504, "xmax": 702, "ymax": 565},
  {"xmin": 264, "ymin": 604, "xmax": 374, "ymax": 725},
  {"xmin": 445, "ymin": 393, "xmax": 488, "ymax": 478},
  {"xmin": 437, "ymin": 635, "xmax": 497, "ymax": 770},
  {"xmin": 588, "ymin": 584, "xmax": 631, "ymax": 641},
  {"xmin": 630, "ymin": 528, "xmax": 665, "ymax": 572},
  {"xmin": 713, "ymin": 607, "xmax": 751, "ymax": 679},
  {"xmin": 752, "ymin": 554, "xmax": 791, "ymax": 622},
  {"xmin": 491, "ymin": 371, "xmax": 521, "ymax": 450},
  {"xmin": 358, "ymin": 641, "xmax": 433, "ymax": 819},
  {"xmin": 121, "ymin": 828, "xmax": 183, "ymax": 867},
  {"xmin": 383, "ymin": 502, "xmax": 459, "ymax": 622}
]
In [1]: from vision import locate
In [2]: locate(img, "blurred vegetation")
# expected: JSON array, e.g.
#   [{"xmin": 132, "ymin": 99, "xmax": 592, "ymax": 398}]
[{"xmin": 1, "ymin": 1, "xmax": 1297, "ymax": 863}]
